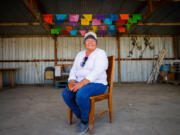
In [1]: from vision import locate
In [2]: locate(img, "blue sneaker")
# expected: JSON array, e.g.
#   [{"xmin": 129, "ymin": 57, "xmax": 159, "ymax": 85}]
[
  {"xmin": 76, "ymin": 118, "xmax": 81, "ymax": 128},
  {"xmin": 77, "ymin": 122, "xmax": 89, "ymax": 135}
]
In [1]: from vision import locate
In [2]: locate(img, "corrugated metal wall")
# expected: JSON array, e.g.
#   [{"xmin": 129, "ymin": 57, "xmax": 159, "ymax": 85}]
[
  {"xmin": 0, "ymin": 36, "xmax": 174, "ymax": 84},
  {"xmin": 120, "ymin": 37, "xmax": 174, "ymax": 82},
  {"xmin": 0, "ymin": 37, "xmax": 54, "ymax": 84}
]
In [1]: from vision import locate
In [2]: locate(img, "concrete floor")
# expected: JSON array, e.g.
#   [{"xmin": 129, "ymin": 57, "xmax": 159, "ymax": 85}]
[{"xmin": 0, "ymin": 84, "xmax": 180, "ymax": 135}]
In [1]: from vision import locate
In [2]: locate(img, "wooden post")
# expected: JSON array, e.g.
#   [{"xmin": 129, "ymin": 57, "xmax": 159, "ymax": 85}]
[
  {"xmin": 54, "ymin": 37, "xmax": 58, "ymax": 65},
  {"xmin": 10, "ymin": 70, "xmax": 15, "ymax": 87},
  {"xmin": 0, "ymin": 71, "xmax": 3, "ymax": 88},
  {"xmin": 173, "ymin": 36, "xmax": 178, "ymax": 59},
  {"xmin": 117, "ymin": 36, "xmax": 121, "ymax": 84}
]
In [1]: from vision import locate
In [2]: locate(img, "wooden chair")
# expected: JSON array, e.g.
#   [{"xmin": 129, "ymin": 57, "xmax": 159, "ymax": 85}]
[{"xmin": 67, "ymin": 56, "xmax": 115, "ymax": 134}]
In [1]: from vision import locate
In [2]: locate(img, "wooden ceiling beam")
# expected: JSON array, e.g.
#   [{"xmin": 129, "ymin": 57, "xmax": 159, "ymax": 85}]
[
  {"xmin": 1, "ymin": 22, "xmax": 180, "ymax": 26},
  {"xmin": 21, "ymin": 0, "xmax": 54, "ymax": 37},
  {"xmin": 125, "ymin": 0, "xmax": 169, "ymax": 34}
]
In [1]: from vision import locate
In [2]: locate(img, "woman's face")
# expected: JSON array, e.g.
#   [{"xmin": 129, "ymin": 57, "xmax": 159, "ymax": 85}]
[{"xmin": 84, "ymin": 38, "xmax": 97, "ymax": 51}]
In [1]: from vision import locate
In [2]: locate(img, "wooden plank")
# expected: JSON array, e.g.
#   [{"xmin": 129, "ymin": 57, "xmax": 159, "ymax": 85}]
[
  {"xmin": 21, "ymin": 0, "xmax": 53, "ymax": 37},
  {"xmin": 0, "ymin": 72, "xmax": 3, "ymax": 89},
  {"xmin": 117, "ymin": 37, "xmax": 121, "ymax": 83},
  {"xmin": 173, "ymin": 36, "xmax": 178, "ymax": 59},
  {"xmin": 10, "ymin": 71, "xmax": 15, "ymax": 87},
  {"xmin": 54, "ymin": 37, "xmax": 58, "ymax": 65}
]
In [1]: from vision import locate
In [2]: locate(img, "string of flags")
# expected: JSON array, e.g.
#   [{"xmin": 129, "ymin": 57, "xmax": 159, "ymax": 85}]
[{"xmin": 42, "ymin": 14, "xmax": 142, "ymax": 36}]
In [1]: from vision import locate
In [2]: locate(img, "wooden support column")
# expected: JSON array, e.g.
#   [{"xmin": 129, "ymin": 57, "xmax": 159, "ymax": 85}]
[
  {"xmin": 117, "ymin": 36, "xmax": 121, "ymax": 84},
  {"xmin": 54, "ymin": 37, "xmax": 58, "ymax": 66},
  {"xmin": 0, "ymin": 71, "xmax": 3, "ymax": 88},
  {"xmin": 147, "ymin": 0, "xmax": 153, "ymax": 13},
  {"xmin": 173, "ymin": 36, "xmax": 178, "ymax": 59}
]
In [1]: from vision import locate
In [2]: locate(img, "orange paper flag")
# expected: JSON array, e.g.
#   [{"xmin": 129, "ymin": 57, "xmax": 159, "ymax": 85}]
[
  {"xmin": 120, "ymin": 14, "xmax": 129, "ymax": 20},
  {"xmin": 66, "ymin": 26, "xmax": 72, "ymax": 31},
  {"xmin": 118, "ymin": 27, "xmax": 126, "ymax": 33}
]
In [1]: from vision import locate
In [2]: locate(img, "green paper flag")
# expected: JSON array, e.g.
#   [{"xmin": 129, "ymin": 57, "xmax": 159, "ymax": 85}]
[
  {"xmin": 56, "ymin": 26, "xmax": 62, "ymax": 32},
  {"xmin": 133, "ymin": 14, "xmax": 142, "ymax": 21},
  {"xmin": 126, "ymin": 24, "xmax": 131, "ymax": 29},
  {"xmin": 128, "ymin": 18, "xmax": 137, "ymax": 24},
  {"xmin": 51, "ymin": 29, "xmax": 59, "ymax": 34}
]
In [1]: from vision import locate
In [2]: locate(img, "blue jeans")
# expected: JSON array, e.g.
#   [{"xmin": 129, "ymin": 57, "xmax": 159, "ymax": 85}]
[{"xmin": 62, "ymin": 83, "xmax": 107, "ymax": 123}]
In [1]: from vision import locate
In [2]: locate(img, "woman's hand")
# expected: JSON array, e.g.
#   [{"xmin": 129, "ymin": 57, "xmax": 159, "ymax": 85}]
[
  {"xmin": 72, "ymin": 82, "xmax": 84, "ymax": 92},
  {"xmin": 69, "ymin": 79, "xmax": 76, "ymax": 84},
  {"xmin": 71, "ymin": 79, "xmax": 90, "ymax": 92}
]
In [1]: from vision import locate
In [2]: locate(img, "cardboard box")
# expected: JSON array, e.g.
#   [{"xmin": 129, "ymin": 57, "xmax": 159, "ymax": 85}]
[{"xmin": 167, "ymin": 73, "xmax": 175, "ymax": 81}]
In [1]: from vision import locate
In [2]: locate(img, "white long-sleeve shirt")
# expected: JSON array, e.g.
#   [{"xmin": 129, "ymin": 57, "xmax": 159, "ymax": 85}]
[{"xmin": 68, "ymin": 48, "xmax": 108, "ymax": 85}]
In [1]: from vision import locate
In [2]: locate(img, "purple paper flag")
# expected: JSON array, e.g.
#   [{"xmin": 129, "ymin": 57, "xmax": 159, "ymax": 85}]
[
  {"xmin": 95, "ymin": 14, "xmax": 106, "ymax": 21},
  {"xmin": 84, "ymin": 26, "xmax": 89, "ymax": 30},
  {"xmin": 98, "ymin": 30, "xmax": 106, "ymax": 36},
  {"xmin": 69, "ymin": 22, "xmax": 78, "ymax": 26},
  {"xmin": 69, "ymin": 14, "xmax": 79, "ymax": 22}
]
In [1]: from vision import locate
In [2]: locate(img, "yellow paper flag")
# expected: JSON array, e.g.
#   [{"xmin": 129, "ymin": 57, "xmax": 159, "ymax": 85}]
[
  {"xmin": 92, "ymin": 26, "xmax": 97, "ymax": 32},
  {"xmin": 88, "ymin": 30, "xmax": 96, "ymax": 33},
  {"xmin": 81, "ymin": 18, "xmax": 89, "ymax": 25},
  {"xmin": 83, "ymin": 14, "xmax": 92, "ymax": 21}
]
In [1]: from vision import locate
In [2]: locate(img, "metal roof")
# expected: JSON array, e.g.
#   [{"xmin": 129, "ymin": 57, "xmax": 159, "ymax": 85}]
[{"xmin": 0, "ymin": 0, "xmax": 179, "ymax": 35}]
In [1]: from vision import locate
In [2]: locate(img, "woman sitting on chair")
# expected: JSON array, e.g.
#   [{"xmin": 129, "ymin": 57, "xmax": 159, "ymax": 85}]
[{"xmin": 62, "ymin": 32, "xmax": 108, "ymax": 135}]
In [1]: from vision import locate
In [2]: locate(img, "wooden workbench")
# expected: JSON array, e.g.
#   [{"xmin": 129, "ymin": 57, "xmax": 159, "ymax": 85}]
[{"xmin": 0, "ymin": 68, "xmax": 18, "ymax": 88}]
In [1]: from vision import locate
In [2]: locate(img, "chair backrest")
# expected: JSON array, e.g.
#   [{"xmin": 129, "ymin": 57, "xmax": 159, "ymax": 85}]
[{"xmin": 106, "ymin": 56, "xmax": 115, "ymax": 94}]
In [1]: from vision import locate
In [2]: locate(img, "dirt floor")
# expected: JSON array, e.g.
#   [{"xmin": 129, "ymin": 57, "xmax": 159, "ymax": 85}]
[{"xmin": 0, "ymin": 84, "xmax": 180, "ymax": 135}]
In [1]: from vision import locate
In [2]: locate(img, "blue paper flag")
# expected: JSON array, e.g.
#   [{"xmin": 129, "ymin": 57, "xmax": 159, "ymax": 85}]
[
  {"xmin": 55, "ymin": 18, "xmax": 64, "ymax": 25},
  {"xmin": 109, "ymin": 25, "xmax": 115, "ymax": 30},
  {"xmin": 109, "ymin": 14, "xmax": 118, "ymax": 21},
  {"xmin": 104, "ymin": 18, "xmax": 112, "ymax": 25},
  {"xmin": 70, "ymin": 30, "xmax": 77, "ymax": 36},
  {"xmin": 108, "ymin": 30, "xmax": 117, "ymax": 35},
  {"xmin": 56, "ymin": 14, "xmax": 67, "ymax": 21}
]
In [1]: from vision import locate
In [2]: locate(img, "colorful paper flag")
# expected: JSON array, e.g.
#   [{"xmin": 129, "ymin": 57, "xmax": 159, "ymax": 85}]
[
  {"xmin": 109, "ymin": 14, "xmax": 118, "ymax": 21},
  {"xmin": 98, "ymin": 30, "xmax": 106, "ymax": 36},
  {"xmin": 128, "ymin": 18, "xmax": 137, "ymax": 23},
  {"xmin": 83, "ymin": 14, "xmax": 92, "ymax": 21},
  {"xmin": 92, "ymin": 26, "xmax": 98, "ymax": 32},
  {"xmin": 69, "ymin": 14, "xmax": 79, "ymax": 22},
  {"xmin": 55, "ymin": 18, "xmax": 64, "ymax": 25},
  {"xmin": 51, "ymin": 28, "xmax": 59, "ymax": 34},
  {"xmin": 79, "ymin": 30, "xmax": 86, "ymax": 36},
  {"xmin": 95, "ymin": 14, "xmax": 106, "ymax": 20},
  {"xmin": 118, "ymin": 27, "xmax": 126, "ymax": 33},
  {"xmin": 70, "ymin": 30, "xmax": 77, "ymax": 36},
  {"xmin": 88, "ymin": 30, "xmax": 96, "ymax": 33},
  {"xmin": 126, "ymin": 24, "xmax": 131, "ymax": 29},
  {"xmin": 100, "ymin": 26, "xmax": 106, "ymax": 30},
  {"xmin": 66, "ymin": 26, "xmax": 72, "ymax": 31},
  {"xmin": 92, "ymin": 19, "xmax": 101, "ymax": 25},
  {"xmin": 117, "ymin": 18, "xmax": 125, "ymax": 24},
  {"xmin": 120, "ymin": 14, "xmax": 129, "ymax": 20},
  {"xmin": 132, "ymin": 14, "xmax": 142, "ymax": 21},
  {"xmin": 109, "ymin": 25, "xmax": 115, "ymax": 30},
  {"xmin": 69, "ymin": 22, "xmax": 78, "ymax": 26},
  {"xmin": 56, "ymin": 14, "xmax": 67, "ymax": 21},
  {"xmin": 56, "ymin": 26, "xmax": 62, "ymax": 32},
  {"xmin": 108, "ymin": 30, "xmax": 117, "ymax": 35},
  {"xmin": 104, "ymin": 18, "xmax": 112, "ymax": 25},
  {"xmin": 61, "ymin": 30, "xmax": 69, "ymax": 34},
  {"xmin": 81, "ymin": 18, "xmax": 89, "ymax": 25},
  {"xmin": 43, "ymin": 14, "xmax": 53, "ymax": 24}
]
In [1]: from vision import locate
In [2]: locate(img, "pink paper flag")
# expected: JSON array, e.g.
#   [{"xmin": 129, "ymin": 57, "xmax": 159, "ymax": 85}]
[
  {"xmin": 100, "ymin": 26, "xmax": 106, "ymax": 30},
  {"xmin": 92, "ymin": 19, "xmax": 101, "ymax": 25},
  {"xmin": 79, "ymin": 30, "xmax": 86, "ymax": 36},
  {"xmin": 69, "ymin": 14, "xmax": 79, "ymax": 22}
]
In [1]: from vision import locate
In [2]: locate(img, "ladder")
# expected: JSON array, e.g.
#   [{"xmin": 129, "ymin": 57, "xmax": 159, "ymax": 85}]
[{"xmin": 147, "ymin": 49, "xmax": 167, "ymax": 84}]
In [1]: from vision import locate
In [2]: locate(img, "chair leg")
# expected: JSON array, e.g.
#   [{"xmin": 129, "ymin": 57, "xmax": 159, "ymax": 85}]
[
  {"xmin": 68, "ymin": 108, "xmax": 73, "ymax": 125},
  {"xmin": 108, "ymin": 97, "xmax": 113, "ymax": 123},
  {"xmin": 89, "ymin": 100, "xmax": 95, "ymax": 134}
]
